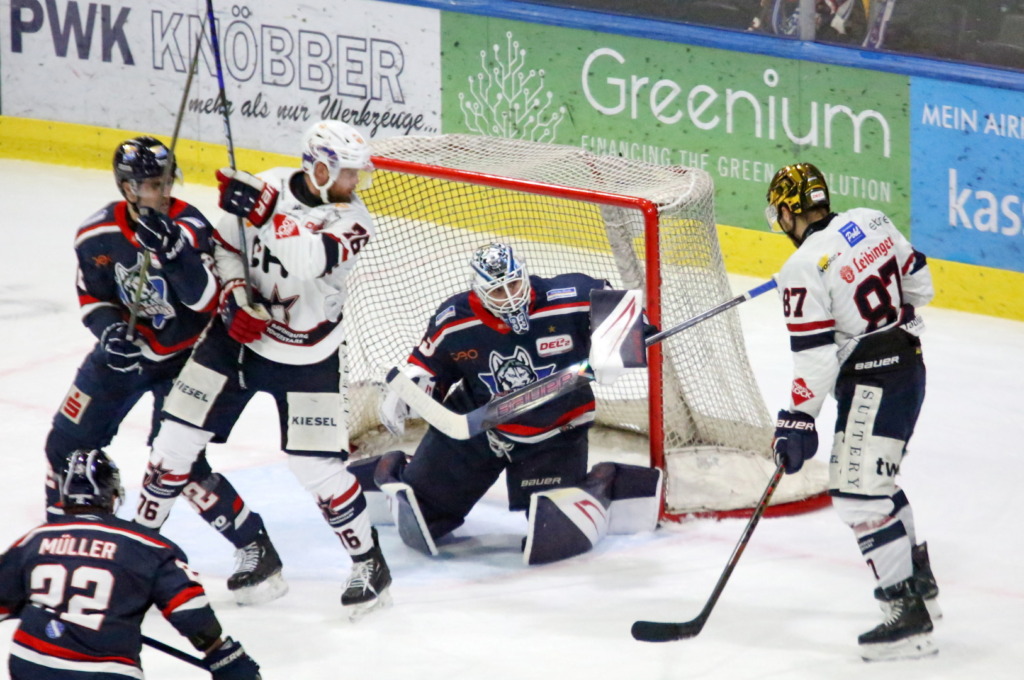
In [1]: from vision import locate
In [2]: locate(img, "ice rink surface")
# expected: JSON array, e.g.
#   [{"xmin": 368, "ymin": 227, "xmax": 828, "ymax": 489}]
[{"xmin": 1, "ymin": 158, "xmax": 1023, "ymax": 679}]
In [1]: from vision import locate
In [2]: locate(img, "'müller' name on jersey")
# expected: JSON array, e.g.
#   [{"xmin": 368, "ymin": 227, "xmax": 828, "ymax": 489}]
[{"xmin": 39, "ymin": 535, "xmax": 119, "ymax": 560}]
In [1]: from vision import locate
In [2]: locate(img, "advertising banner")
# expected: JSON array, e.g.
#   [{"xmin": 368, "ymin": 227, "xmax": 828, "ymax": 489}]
[
  {"xmin": 911, "ymin": 78, "xmax": 1024, "ymax": 273},
  {"xmin": 2, "ymin": 0, "xmax": 441, "ymax": 151},
  {"xmin": 440, "ymin": 13, "xmax": 911, "ymax": 234}
]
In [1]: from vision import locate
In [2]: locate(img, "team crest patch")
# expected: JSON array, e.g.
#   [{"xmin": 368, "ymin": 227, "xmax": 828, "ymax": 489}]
[
  {"xmin": 838, "ymin": 221, "xmax": 865, "ymax": 247},
  {"xmin": 45, "ymin": 620, "xmax": 65, "ymax": 639},
  {"xmin": 791, "ymin": 378, "xmax": 815, "ymax": 406},
  {"xmin": 60, "ymin": 386, "xmax": 92, "ymax": 424},
  {"xmin": 273, "ymin": 214, "xmax": 301, "ymax": 238},
  {"xmin": 546, "ymin": 287, "xmax": 576, "ymax": 301},
  {"xmin": 434, "ymin": 305, "xmax": 456, "ymax": 326},
  {"xmin": 479, "ymin": 346, "xmax": 556, "ymax": 395}
]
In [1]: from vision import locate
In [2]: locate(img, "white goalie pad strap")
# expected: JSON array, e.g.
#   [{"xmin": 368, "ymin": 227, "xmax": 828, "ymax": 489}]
[
  {"xmin": 829, "ymin": 384, "xmax": 904, "ymax": 496},
  {"xmin": 163, "ymin": 360, "xmax": 228, "ymax": 427},
  {"xmin": 379, "ymin": 481, "xmax": 438, "ymax": 557},
  {"xmin": 524, "ymin": 486, "xmax": 609, "ymax": 566},
  {"xmin": 286, "ymin": 391, "xmax": 347, "ymax": 452}
]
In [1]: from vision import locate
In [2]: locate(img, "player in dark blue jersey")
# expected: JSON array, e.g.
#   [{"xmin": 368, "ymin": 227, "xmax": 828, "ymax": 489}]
[
  {"xmin": 42, "ymin": 137, "xmax": 282, "ymax": 605},
  {"xmin": 370, "ymin": 243, "xmax": 662, "ymax": 564},
  {"xmin": 0, "ymin": 449, "xmax": 261, "ymax": 680}
]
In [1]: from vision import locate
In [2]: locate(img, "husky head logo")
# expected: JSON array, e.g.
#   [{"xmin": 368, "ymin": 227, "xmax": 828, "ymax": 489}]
[
  {"xmin": 479, "ymin": 346, "xmax": 556, "ymax": 396},
  {"xmin": 115, "ymin": 255, "xmax": 175, "ymax": 329}
]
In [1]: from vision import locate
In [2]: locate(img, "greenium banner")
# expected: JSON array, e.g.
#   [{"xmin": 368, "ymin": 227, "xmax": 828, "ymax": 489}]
[{"xmin": 441, "ymin": 14, "xmax": 911, "ymax": 234}]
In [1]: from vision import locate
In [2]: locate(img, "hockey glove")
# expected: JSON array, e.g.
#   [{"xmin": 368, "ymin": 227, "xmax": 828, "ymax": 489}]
[
  {"xmin": 219, "ymin": 281, "xmax": 271, "ymax": 344},
  {"xmin": 772, "ymin": 409, "xmax": 818, "ymax": 475},
  {"xmin": 100, "ymin": 322, "xmax": 143, "ymax": 374},
  {"xmin": 206, "ymin": 637, "xmax": 261, "ymax": 680},
  {"xmin": 216, "ymin": 168, "xmax": 278, "ymax": 227},
  {"xmin": 136, "ymin": 207, "xmax": 185, "ymax": 260}
]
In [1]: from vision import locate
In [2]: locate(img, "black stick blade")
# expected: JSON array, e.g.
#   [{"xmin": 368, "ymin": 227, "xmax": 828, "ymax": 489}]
[{"xmin": 630, "ymin": 622, "xmax": 679, "ymax": 643}]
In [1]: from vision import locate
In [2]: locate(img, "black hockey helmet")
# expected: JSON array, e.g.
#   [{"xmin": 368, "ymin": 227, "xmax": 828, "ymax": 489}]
[
  {"xmin": 61, "ymin": 449, "xmax": 124, "ymax": 513},
  {"xmin": 113, "ymin": 136, "xmax": 178, "ymax": 197}
]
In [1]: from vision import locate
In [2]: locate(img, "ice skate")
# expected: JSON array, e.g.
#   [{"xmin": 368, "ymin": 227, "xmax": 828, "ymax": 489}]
[
  {"xmin": 227, "ymin": 529, "xmax": 288, "ymax": 606},
  {"xmin": 875, "ymin": 542, "xmax": 941, "ymax": 619},
  {"xmin": 341, "ymin": 528, "xmax": 392, "ymax": 621},
  {"xmin": 860, "ymin": 579, "xmax": 937, "ymax": 662}
]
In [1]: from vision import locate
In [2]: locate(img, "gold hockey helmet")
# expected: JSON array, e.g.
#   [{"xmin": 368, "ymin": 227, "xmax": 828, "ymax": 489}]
[{"xmin": 764, "ymin": 163, "xmax": 830, "ymax": 232}]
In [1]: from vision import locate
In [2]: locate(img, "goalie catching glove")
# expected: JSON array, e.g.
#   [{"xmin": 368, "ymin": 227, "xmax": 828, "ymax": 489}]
[
  {"xmin": 216, "ymin": 167, "xmax": 278, "ymax": 227},
  {"xmin": 772, "ymin": 409, "xmax": 818, "ymax": 474},
  {"xmin": 219, "ymin": 280, "xmax": 271, "ymax": 344}
]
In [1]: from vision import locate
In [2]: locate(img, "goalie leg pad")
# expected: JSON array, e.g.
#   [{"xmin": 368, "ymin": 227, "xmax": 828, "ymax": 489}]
[
  {"xmin": 374, "ymin": 451, "xmax": 438, "ymax": 556},
  {"xmin": 605, "ymin": 462, "xmax": 662, "ymax": 535},
  {"xmin": 524, "ymin": 484, "xmax": 610, "ymax": 566},
  {"xmin": 348, "ymin": 454, "xmax": 393, "ymax": 526}
]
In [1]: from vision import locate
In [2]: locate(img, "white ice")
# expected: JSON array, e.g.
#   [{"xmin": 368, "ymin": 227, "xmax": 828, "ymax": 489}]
[{"xmin": 1, "ymin": 159, "xmax": 1023, "ymax": 679}]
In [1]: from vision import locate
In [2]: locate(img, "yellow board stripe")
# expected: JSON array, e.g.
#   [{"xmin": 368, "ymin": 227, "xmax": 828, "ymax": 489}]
[{"xmin": 3, "ymin": 115, "xmax": 1019, "ymax": 321}]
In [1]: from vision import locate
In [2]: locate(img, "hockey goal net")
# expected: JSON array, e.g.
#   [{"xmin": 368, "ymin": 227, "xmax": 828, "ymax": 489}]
[{"xmin": 344, "ymin": 134, "xmax": 827, "ymax": 520}]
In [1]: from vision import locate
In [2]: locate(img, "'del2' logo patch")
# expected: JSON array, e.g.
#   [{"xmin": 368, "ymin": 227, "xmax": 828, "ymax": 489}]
[{"xmin": 838, "ymin": 221, "xmax": 865, "ymax": 247}]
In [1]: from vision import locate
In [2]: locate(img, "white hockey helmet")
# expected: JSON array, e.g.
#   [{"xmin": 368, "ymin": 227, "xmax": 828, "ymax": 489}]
[
  {"xmin": 300, "ymin": 120, "xmax": 373, "ymax": 202},
  {"xmin": 470, "ymin": 243, "xmax": 532, "ymax": 334}
]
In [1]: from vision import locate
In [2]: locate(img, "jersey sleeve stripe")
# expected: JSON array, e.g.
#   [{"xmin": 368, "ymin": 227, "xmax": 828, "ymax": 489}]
[
  {"xmin": 15, "ymin": 522, "xmax": 173, "ymax": 549},
  {"xmin": 786, "ymin": 319, "xmax": 836, "ymax": 332},
  {"xmin": 161, "ymin": 585, "xmax": 209, "ymax": 617},
  {"xmin": 790, "ymin": 331, "xmax": 835, "ymax": 352}
]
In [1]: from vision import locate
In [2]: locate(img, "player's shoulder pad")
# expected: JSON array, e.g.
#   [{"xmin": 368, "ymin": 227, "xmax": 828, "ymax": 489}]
[
  {"xmin": 429, "ymin": 290, "xmax": 474, "ymax": 331},
  {"xmin": 75, "ymin": 202, "xmax": 118, "ymax": 235},
  {"xmin": 534, "ymin": 272, "xmax": 602, "ymax": 303}
]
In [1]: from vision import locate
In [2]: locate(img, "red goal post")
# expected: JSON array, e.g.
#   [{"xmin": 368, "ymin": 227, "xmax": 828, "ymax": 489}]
[{"xmin": 344, "ymin": 134, "xmax": 828, "ymax": 520}]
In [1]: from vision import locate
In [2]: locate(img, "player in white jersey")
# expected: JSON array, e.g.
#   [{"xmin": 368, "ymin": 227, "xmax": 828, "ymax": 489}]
[
  {"xmin": 132, "ymin": 121, "xmax": 391, "ymax": 620},
  {"xmin": 765, "ymin": 163, "xmax": 939, "ymax": 661}
]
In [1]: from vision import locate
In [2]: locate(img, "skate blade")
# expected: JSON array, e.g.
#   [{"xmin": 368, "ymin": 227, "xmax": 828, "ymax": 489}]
[
  {"xmin": 232, "ymin": 573, "xmax": 289, "ymax": 606},
  {"xmin": 860, "ymin": 632, "xmax": 938, "ymax": 662},
  {"xmin": 346, "ymin": 588, "xmax": 393, "ymax": 623}
]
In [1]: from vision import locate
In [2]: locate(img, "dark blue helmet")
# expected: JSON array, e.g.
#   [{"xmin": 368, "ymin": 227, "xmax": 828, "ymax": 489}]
[
  {"xmin": 113, "ymin": 136, "xmax": 177, "ymax": 197},
  {"xmin": 61, "ymin": 449, "xmax": 123, "ymax": 513}
]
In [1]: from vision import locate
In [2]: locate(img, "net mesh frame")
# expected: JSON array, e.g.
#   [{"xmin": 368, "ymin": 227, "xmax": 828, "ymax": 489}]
[{"xmin": 344, "ymin": 134, "xmax": 824, "ymax": 517}]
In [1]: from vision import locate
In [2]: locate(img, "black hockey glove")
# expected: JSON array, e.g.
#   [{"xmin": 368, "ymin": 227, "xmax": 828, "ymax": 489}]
[
  {"xmin": 206, "ymin": 637, "xmax": 261, "ymax": 680},
  {"xmin": 772, "ymin": 409, "xmax": 818, "ymax": 474},
  {"xmin": 100, "ymin": 322, "xmax": 142, "ymax": 374},
  {"xmin": 136, "ymin": 207, "xmax": 185, "ymax": 260},
  {"xmin": 216, "ymin": 168, "xmax": 278, "ymax": 227}
]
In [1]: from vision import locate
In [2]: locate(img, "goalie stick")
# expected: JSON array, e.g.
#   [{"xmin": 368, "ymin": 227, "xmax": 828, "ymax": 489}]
[
  {"xmin": 631, "ymin": 460, "xmax": 785, "ymax": 642},
  {"xmin": 385, "ymin": 278, "xmax": 778, "ymax": 440}
]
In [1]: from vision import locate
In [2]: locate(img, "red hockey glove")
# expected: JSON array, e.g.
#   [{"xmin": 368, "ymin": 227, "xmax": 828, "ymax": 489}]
[
  {"xmin": 216, "ymin": 168, "xmax": 278, "ymax": 227},
  {"xmin": 219, "ymin": 281, "xmax": 270, "ymax": 344}
]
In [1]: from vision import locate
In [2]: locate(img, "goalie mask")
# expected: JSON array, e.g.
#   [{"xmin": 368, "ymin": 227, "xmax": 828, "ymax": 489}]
[
  {"xmin": 301, "ymin": 120, "xmax": 374, "ymax": 202},
  {"xmin": 765, "ymin": 162, "xmax": 830, "ymax": 237},
  {"xmin": 471, "ymin": 243, "xmax": 532, "ymax": 334},
  {"xmin": 61, "ymin": 449, "xmax": 124, "ymax": 514},
  {"xmin": 113, "ymin": 136, "xmax": 179, "ymax": 199}
]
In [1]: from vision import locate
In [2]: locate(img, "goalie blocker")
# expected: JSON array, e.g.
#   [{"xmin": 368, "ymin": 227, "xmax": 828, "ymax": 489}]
[{"xmin": 350, "ymin": 454, "xmax": 661, "ymax": 565}]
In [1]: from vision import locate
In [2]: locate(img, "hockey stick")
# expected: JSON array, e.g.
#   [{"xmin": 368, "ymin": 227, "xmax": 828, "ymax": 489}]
[
  {"xmin": 125, "ymin": 18, "xmax": 207, "ymax": 342},
  {"xmin": 142, "ymin": 634, "xmax": 207, "ymax": 669},
  {"xmin": 386, "ymin": 278, "xmax": 778, "ymax": 440},
  {"xmin": 631, "ymin": 460, "xmax": 786, "ymax": 642},
  {"xmin": 205, "ymin": 0, "xmax": 253, "ymax": 305}
]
